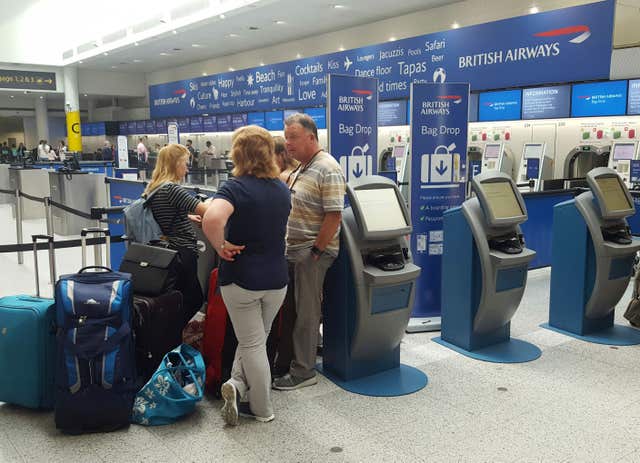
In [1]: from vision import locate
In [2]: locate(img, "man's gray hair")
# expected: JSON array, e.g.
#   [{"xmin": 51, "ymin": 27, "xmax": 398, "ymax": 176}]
[{"xmin": 284, "ymin": 113, "xmax": 318, "ymax": 141}]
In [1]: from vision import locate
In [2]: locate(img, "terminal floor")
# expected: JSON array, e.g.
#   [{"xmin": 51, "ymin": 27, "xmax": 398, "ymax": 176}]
[{"xmin": 0, "ymin": 203, "xmax": 639, "ymax": 463}]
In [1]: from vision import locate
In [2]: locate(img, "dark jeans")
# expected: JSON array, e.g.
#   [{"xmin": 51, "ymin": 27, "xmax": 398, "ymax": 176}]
[{"xmin": 175, "ymin": 247, "xmax": 204, "ymax": 323}]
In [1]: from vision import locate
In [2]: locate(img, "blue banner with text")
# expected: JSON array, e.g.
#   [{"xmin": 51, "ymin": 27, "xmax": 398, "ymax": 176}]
[
  {"xmin": 328, "ymin": 75, "xmax": 378, "ymax": 183},
  {"xmin": 410, "ymin": 83, "xmax": 469, "ymax": 318},
  {"xmin": 149, "ymin": 1, "xmax": 614, "ymax": 119}
]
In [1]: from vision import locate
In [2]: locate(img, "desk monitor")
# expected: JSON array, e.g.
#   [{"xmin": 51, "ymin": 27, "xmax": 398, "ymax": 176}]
[
  {"xmin": 472, "ymin": 172, "xmax": 527, "ymax": 228},
  {"xmin": 611, "ymin": 142, "xmax": 636, "ymax": 161},
  {"xmin": 484, "ymin": 143, "xmax": 502, "ymax": 159},
  {"xmin": 587, "ymin": 168, "xmax": 635, "ymax": 220},
  {"xmin": 347, "ymin": 176, "xmax": 412, "ymax": 240},
  {"xmin": 392, "ymin": 145, "xmax": 406, "ymax": 159},
  {"xmin": 523, "ymin": 143, "xmax": 544, "ymax": 159}
]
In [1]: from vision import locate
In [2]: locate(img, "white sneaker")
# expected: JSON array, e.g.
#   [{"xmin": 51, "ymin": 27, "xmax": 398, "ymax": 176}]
[
  {"xmin": 238, "ymin": 402, "xmax": 275, "ymax": 423},
  {"xmin": 220, "ymin": 382, "xmax": 238, "ymax": 426}
]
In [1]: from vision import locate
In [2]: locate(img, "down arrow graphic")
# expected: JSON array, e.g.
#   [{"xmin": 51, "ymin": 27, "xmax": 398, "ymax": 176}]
[{"xmin": 435, "ymin": 160, "xmax": 448, "ymax": 176}]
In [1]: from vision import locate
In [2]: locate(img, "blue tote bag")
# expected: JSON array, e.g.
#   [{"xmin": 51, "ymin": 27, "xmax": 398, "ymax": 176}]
[{"xmin": 131, "ymin": 344, "xmax": 205, "ymax": 426}]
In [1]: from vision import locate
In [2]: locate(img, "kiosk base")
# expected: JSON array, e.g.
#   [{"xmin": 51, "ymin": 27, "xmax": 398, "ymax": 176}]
[
  {"xmin": 317, "ymin": 363, "xmax": 427, "ymax": 397},
  {"xmin": 541, "ymin": 323, "xmax": 640, "ymax": 346},
  {"xmin": 406, "ymin": 316, "xmax": 441, "ymax": 333},
  {"xmin": 432, "ymin": 337, "xmax": 542, "ymax": 363}
]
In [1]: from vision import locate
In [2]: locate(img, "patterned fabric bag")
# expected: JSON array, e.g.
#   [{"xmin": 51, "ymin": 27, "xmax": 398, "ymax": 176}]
[{"xmin": 131, "ymin": 344, "xmax": 204, "ymax": 426}]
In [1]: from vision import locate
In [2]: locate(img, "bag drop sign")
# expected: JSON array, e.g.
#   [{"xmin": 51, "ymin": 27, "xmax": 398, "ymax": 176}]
[
  {"xmin": 327, "ymin": 74, "xmax": 378, "ymax": 182},
  {"xmin": 410, "ymin": 82, "xmax": 469, "ymax": 318}
]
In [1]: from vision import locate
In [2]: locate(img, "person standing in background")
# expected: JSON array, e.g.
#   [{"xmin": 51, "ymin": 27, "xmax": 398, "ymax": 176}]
[
  {"xmin": 57, "ymin": 140, "xmax": 67, "ymax": 160},
  {"xmin": 137, "ymin": 137, "xmax": 149, "ymax": 180},
  {"xmin": 102, "ymin": 141, "xmax": 113, "ymax": 161}
]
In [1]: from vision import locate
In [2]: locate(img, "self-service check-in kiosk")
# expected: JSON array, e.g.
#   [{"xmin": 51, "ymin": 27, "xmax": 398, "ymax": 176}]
[
  {"xmin": 545, "ymin": 167, "xmax": 640, "ymax": 345},
  {"xmin": 321, "ymin": 175, "xmax": 426, "ymax": 396},
  {"xmin": 608, "ymin": 141, "xmax": 638, "ymax": 189},
  {"xmin": 563, "ymin": 144, "xmax": 610, "ymax": 184},
  {"xmin": 482, "ymin": 143, "xmax": 514, "ymax": 181},
  {"xmin": 435, "ymin": 171, "xmax": 541, "ymax": 362},
  {"xmin": 518, "ymin": 143, "xmax": 553, "ymax": 192}
]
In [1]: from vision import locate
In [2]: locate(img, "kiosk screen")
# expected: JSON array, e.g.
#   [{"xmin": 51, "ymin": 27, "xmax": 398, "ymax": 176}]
[
  {"xmin": 595, "ymin": 177, "xmax": 632, "ymax": 213},
  {"xmin": 612, "ymin": 143, "xmax": 636, "ymax": 161},
  {"xmin": 523, "ymin": 144, "xmax": 543, "ymax": 159},
  {"xmin": 482, "ymin": 181, "xmax": 524, "ymax": 220},
  {"xmin": 354, "ymin": 188, "xmax": 407, "ymax": 232},
  {"xmin": 484, "ymin": 144, "xmax": 501, "ymax": 159},
  {"xmin": 392, "ymin": 145, "xmax": 406, "ymax": 159}
]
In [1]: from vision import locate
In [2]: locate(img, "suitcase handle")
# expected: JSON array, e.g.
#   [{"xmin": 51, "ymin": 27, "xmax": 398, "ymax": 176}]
[
  {"xmin": 81, "ymin": 228, "xmax": 111, "ymax": 269},
  {"xmin": 78, "ymin": 266, "xmax": 113, "ymax": 273},
  {"xmin": 31, "ymin": 234, "xmax": 56, "ymax": 297},
  {"xmin": 81, "ymin": 228, "xmax": 111, "ymax": 237}
]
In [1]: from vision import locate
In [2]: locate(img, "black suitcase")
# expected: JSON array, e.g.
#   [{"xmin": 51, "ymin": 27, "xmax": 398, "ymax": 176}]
[{"xmin": 132, "ymin": 290, "xmax": 185, "ymax": 382}]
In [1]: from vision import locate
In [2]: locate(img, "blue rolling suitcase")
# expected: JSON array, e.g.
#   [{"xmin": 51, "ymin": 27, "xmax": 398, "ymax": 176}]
[
  {"xmin": 0, "ymin": 235, "xmax": 57, "ymax": 409},
  {"xmin": 54, "ymin": 228, "xmax": 137, "ymax": 434}
]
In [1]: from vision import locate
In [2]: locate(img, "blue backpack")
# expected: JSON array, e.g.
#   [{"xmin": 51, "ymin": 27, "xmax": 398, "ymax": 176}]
[{"xmin": 123, "ymin": 184, "xmax": 167, "ymax": 244}]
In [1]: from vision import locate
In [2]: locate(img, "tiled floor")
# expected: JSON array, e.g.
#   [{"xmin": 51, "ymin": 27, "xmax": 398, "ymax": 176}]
[{"xmin": 1, "ymin": 203, "xmax": 639, "ymax": 462}]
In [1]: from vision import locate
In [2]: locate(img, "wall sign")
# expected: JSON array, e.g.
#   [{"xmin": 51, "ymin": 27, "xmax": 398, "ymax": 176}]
[
  {"xmin": 0, "ymin": 70, "xmax": 56, "ymax": 91},
  {"xmin": 149, "ymin": 1, "xmax": 614, "ymax": 119},
  {"xmin": 410, "ymin": 82, "xmax": 469, "ymax": 318}
]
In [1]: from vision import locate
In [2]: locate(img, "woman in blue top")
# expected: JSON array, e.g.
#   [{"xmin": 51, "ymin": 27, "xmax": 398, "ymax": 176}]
[{"xmin": 203, "ymin": 125, "xmax": 291, "ymax": 425}]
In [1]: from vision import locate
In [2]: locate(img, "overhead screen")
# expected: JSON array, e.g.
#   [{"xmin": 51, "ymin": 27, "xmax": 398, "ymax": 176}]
[
  {"xmin": 595, "ymin": 176, "xmax": 632, "ymax": 212},
  {"xmin": 523, "ymin": 144, "xmax": 544, "ymax": 159},
  {"xmin": 628, "ymin": 79, "xmax": 640, "ymax": 115},
  {"xmin": 248, "ymin": 112, "xmax": 266, "ymax": 127},
  {"xmin": 484, "ymin": 143, "xmax": 501, "ymax": 159},
  {"xmin": 378, "ymin": 100, "xmax": 407, "ymax": 126},
  {"xmin": 571, "ymin": 80, "xmax": 628, "ymax": 117},
  {"xmin": 522, "ymin": 85, "xmax": 571, "ymax": 120},
  {"xmin": 482, "ymin": 181, "xmax": 524, "ymax": 220},
  {"xmin": 612, "ymin": 143, "xmax": 636, "ymax": 161},
  {"xmin": 478, "ymin": 90, "xmax": 522, "ymax": 122},
  {"xmin": 304, "ymin": 107, "xmax": 326, "ymax": 129},
  {"xmin": 265, "ymin": 111, "xmax": 284, "ymax": 131},
  {"xmin": 354, "ymin": 188, "xmax": 407, "ymax": 232}
]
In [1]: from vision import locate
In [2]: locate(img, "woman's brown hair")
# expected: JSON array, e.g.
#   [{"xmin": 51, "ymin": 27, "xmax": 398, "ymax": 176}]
[{"xmin": 231, "ymin": 125, "xmax": 279, "ymax": 179}]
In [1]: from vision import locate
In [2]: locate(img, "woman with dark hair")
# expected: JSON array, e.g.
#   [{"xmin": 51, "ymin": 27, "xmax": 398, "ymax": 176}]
[
  {"xmin": 203, "ymin": 126, "xmax": 291, "ymax": 426},
  {"xmin": 273, "ymin": 135, "xmax": 299, "ymax": 182}
]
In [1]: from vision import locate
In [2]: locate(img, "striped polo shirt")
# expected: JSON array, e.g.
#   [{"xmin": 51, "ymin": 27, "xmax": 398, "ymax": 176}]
[
  {"xmin": 147, "ymin": 183, "xmax": 201, "ymax": 251},
  {"xmin": 286, "ymin": 151, "xmax": 345, "ymax": 256}
]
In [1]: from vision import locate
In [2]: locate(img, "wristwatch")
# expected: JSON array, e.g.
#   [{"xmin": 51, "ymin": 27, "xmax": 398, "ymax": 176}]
[
  {"xmin": 311, "ymin": 245, "xmax": 324, "ymax": 257},
  {"xmin": 220, "ymin": 241, "xmax": 226, "ymax": 251}
]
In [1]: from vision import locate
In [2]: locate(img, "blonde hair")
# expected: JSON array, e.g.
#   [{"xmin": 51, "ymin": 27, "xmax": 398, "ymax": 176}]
[
  {"xmin": 143, "ymin": 144, "xmax": 189, "ymax": 195},
  {"xmin": 231, "ymin": 125, "xmax": 279, "ymax": 179}
]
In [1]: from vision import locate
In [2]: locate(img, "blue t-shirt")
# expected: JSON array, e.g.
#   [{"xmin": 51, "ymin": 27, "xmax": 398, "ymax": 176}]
[{"xmin": 215, "ymin": 176, "xmax": 291, "ymax": 291}]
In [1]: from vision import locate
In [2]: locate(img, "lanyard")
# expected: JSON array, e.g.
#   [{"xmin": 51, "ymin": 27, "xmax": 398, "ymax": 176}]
[{"xmin": 287, "ymin": 149, "xmax": 323, "ymax": 192}]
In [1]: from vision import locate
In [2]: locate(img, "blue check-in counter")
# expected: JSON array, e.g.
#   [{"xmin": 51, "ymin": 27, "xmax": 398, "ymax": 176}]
[
  {"xmin": 34, "ymin": 161, "xmax": 115, "ymax": 177},
  {"xmin": 628, "ymin": 191, "xmax": 640, "ymax": 236},
  {"xmin": 106, "ymin": 178, "xmax": 217, "ymax": 293},
  {"xmin": 520, "ymin": 189, "xmax": 582, "ymax": 269}
]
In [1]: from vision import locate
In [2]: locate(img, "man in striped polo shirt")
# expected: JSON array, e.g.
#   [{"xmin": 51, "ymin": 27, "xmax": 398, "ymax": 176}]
[{"xmin": 273, "ymin": 113, "xmax": 345, "ymax": 390}]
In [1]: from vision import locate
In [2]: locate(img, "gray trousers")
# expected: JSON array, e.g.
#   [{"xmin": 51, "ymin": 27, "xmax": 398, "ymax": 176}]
[
  {"xmin": 288, "ymin": 247, "xmax": 335, "ymax": 379},
  {"xmin": 221, "ymin": 283, "xmax": 287, "ymax": 418}
]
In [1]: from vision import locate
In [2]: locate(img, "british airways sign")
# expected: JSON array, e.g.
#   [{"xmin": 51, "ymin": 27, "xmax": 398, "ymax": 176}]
[{"xmin": 150, "ymin": 0, "xmax": 614, "ymax": 119}]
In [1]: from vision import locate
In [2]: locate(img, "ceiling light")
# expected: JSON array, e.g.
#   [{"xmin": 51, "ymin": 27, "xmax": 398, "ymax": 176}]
[
  {"xmin": 259, "ymin": 61, "xmax": 265, "ymax": 66},
  {"xmin": 202, "ymin": 72, "xmax": 207, "ymax": 76},
  {"xmin": 111, "ymin": 66, "xmax": 118, "ymax": 69},
  {"xmin": 172, "ymin": 30, "xmax": 177, "ymax": 34},
  {"xmin": 160, "ymin": 52, "xmax": 169, "ymax": 56},
  {"xmin": 274, "ymin": 20, "xmax": 285, "ymax": 25},
  {"xmin": 134, "ymin": 42, "xmax": 139, "ymax": 46},
  {"xmin": 227, "ymin": 33, "xmax": 239, "ymax": 38},
  {"xmin": 229, "ymin": 67, "xmax": 235, "ymax": 71},
  {"xmin": 388, "ymin": 37, "xmax": 396, "ymax": 42},
  {"xmin": 451, "ymin": 22, "xmax": 460, "ymax": 29},
  {"xmin": 192, "ymin": 43, "xmax": 201, "ymax": 48},
  {"xmin": 296, "ymin": 53, "xmax": 302, "ymax": 58},
  {"xmin": 9, "ymin": 95, "xmax": 14, "ymax": 98},
  {"xmin": 83, "ymin": 94, "xmax": 88, "ymax": 97},
  {"xmin": 332, "ymin": 4, "xmax": 345, "ymax": 8},
  {"xmin": 103, "ymin": 52, "xmax": 109, "ymax": 56},
  {"xmin": 133, "ymin": 59, "xmax": 142, "ymax": 63},
  {"xmin": 79, "ymin": 60, "xmax": 83, "ymax": 64},
  {"xmin": 23, "ymin": 91, "xmax": 28, "ymax": 94},
  {"xmin": 338, "ymin": 45, "xmax": 345, "ymax": 51},
  {"xmin": 39, "ymin": 96, "xmax": 44, "ymax": 99},
  {"xmin": 219, "ymin": 14, "xmax": 225, "ymax": 19},
  {"xmin": 529, "ymin": 6, "xmax": 539, "ymax": 14}
]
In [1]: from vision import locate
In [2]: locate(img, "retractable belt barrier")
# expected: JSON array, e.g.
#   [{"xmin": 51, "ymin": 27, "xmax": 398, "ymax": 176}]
[{"xmin": 0, "ymin": 235, "xmax": 126, "ymax": 254}]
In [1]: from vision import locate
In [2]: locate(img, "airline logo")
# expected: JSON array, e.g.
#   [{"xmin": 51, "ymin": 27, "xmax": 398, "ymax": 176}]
[
  {"xmin": 458, "ymin": 23, "xmax": 591, "ymax": 69},
  {"xmin": 352, "ymin": 89, "xmax": 373, "ymax": 100},
  {"xmin": 344, "ymin": 56, "xmax": 353, "ymax": 71},
  {"xmin": 534, "ymin": 25, "xmax": 591, "ymax": 44},
  {"xmin": 437, "ymin": 95, "xmax": 462, "ymax": 104}
]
